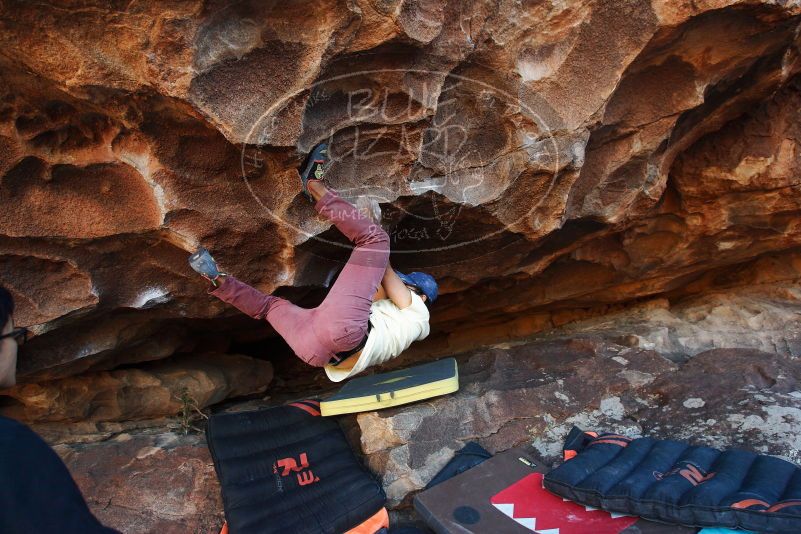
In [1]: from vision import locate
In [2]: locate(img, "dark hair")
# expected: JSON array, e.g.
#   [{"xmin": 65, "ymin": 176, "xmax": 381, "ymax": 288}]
[{"xmin": 0, "ymin": 286, "xmax": 13, "ymax": 329}]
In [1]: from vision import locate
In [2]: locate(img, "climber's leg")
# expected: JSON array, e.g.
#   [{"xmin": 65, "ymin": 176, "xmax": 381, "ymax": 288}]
[
  {"xmin": 209, "ymin": 276, "xmax": 322, "ymax": 364},
  {"xmin": 311, "ymin": 186, "xmax": 390, "ymax": 357},
  {"xmin": 208, "ymin": 275, "xmax": 287, "ymax": 320},
  {"xmin": 189, "ymin": 245, "xmax": 336, "ymax": 366}
]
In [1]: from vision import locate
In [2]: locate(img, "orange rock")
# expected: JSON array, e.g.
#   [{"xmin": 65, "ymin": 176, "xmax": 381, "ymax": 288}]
[
  {"xmin": 0, "ymin": 0, "xmax": 799, "ymax": 406},
  {"xmin": 1, "ymin": 353, "xmax": 272, "ymax": 423}
]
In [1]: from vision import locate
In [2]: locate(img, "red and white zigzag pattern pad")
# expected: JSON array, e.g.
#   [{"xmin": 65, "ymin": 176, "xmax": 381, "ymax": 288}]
[{"xmin": 490, "ymin": 473, "xmax": 638, "ymax": 534}]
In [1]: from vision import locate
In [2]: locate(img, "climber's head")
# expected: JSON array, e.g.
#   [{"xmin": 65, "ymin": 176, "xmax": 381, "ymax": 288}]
[
  {"xmin": 395, "ymin": 271, "xmax": 438, "ymax": 306},
  {"xmin": 0, "ymin": 285, "xmax": 20, "ymax": 388}
]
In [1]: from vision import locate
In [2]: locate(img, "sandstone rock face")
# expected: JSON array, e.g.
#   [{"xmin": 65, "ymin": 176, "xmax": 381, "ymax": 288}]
[
  {"xmin": 2, "ymin": 3, "xmax": 801, "ymax": 530},
  {"xmin": 56, "ymin": 431, "xmax": 224, "ymax": 533},
  {"xmin": 0, "ymin": 1, "xmax": 800, "ymax": 384},
  {"xmin": 0, "ymin": 353, "xmax": 272, "ymax": 423}
]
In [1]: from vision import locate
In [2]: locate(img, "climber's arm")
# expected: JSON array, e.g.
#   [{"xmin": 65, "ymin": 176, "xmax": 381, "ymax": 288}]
[
  {"xmin": 382, "ymin": 263, "xmax": 413, "ymax": 310},
  {"xmin": 371, "ymin": 282, "xmax": 387, "ymax": 302}
]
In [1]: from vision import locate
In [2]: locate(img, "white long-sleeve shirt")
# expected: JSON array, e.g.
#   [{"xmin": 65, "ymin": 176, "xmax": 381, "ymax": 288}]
[{"xmin": 324, "ymin": 289, "xmax": 430, "ymax": 382}]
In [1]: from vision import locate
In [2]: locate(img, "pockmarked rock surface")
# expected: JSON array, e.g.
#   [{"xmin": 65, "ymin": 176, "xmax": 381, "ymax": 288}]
[
  {"xmin": 56, "ymin": 431, "xmax": 224, "ymax": 534},
  {"xmin": 408, "ymin": 248, "xmax": 801, "ymax": 359},
  {"xmin": 1, "ymin": 0, "xmax": 801, "ymax": 385}
]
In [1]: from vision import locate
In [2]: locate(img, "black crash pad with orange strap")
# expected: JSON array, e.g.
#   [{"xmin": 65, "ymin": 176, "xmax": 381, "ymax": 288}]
[
  {"xmin": 206, "ymin": 400, "xmax": 386, "ymax": 534},
  {"xmin": 545, "ymin": 427, "xmax": 801, "ymax": 533}
]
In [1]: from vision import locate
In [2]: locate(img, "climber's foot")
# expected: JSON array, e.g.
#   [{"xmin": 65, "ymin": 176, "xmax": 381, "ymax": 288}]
[
  {"xmin": 299, "ymin": 143, "xmax": 330, "ymax": 201},
  {"xmin": 188, "ymin": 247, "xmax": 221, "ymax": 281}
]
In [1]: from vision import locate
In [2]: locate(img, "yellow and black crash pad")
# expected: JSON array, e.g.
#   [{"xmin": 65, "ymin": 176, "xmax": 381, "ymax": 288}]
[{"xmin": 320, "ymin": 357, "xmax": 459, "ymax": 416}]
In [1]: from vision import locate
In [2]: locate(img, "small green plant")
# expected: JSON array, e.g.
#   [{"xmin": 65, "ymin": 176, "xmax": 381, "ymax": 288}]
[{"xmin": 174, "ymin": 386, "xmax": 208, "ymax": 435}]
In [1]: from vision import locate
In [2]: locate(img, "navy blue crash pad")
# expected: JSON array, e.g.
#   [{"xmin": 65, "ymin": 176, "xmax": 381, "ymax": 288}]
[
  {"xmin": 544, "ymin": 427, "xmax": 801, "ymax": 534},
  {"xmin": 206, "ymin": 400, "xmax": 386, "ymax": 534},
  {"xmin": 425, "ymin": 442, "xmax": 492, "ymax": 489}
]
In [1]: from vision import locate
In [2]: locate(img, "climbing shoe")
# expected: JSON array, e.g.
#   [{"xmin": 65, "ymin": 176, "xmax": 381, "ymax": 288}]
[
  {"xmin": 299, "ymin": 142, "xmax": 330, "ymax": 201},
  {"xmin": 189, "ymin": 247, "xmax": 222, "ymax": 282}
]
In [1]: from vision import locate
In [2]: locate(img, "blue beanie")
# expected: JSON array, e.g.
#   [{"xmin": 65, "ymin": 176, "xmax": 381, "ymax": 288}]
[{"xmin": 395, "ymin": 270, "xmax": 438, "ymax": 304}]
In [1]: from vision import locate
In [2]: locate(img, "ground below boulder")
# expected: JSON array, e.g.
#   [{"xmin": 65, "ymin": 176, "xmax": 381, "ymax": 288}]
[
  {"xmin": 360, "ymin": 342, "xmax": 801, "ymax": 507},
  {"xmin": 53, "ymin": 295, "xmax": 801, "ymax": 529},
  {"xmin": 57, "ymin": 431, "xmax": 223, "ymax": 533}
]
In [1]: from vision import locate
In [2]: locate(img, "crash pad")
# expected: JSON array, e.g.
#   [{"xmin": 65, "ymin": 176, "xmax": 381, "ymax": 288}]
[
  {"xmin": 206, "ymin": 401, "xmax": 385, "ymax": 534},
  {"xmin": 698, "ymin": 529, "xmax": 756, "ymax": 534},
  {"xmin": 345, "ymin": 508, "xmax": 389, "ymax": 534},
  {"xmin": 414, "ymin": 446, "xmax": 695, "ymax": 534},
  {"xmin": 426, "ymin": 442, "xmax": 492, "ymax": 489},
  {"xmin": 545, "ymin": 427, "xmax": 801, "ymax": 534},
  {"xmin": 320, "ymin": 358, "xmax": 458, "ymax": 416}
]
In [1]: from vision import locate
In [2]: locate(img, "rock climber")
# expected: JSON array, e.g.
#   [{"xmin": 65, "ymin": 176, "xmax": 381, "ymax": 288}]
[
  {"xmin": 189, "ymin": 143, "xmax": 437, "ymax": 381},
  {"xmin": 0, "ymin": 286, "xmax": 118, "ymax": 533}
]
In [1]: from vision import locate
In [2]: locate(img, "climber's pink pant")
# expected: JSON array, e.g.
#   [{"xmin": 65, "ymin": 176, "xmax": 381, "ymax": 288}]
[{"xmin": 210, "ymin": 190, "xmax": 389, "ymax": 367}]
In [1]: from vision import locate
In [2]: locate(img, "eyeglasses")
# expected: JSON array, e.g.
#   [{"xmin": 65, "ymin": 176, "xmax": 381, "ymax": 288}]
[{"xmin": 0, "ymin": 327, "xmax": 30, "ymax": 346}]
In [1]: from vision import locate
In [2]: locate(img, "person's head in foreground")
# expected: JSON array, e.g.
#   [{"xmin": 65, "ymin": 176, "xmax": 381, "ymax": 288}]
[{"xmin": 0, "ymin": 286, "xmax": 26, "ymax": 388}]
